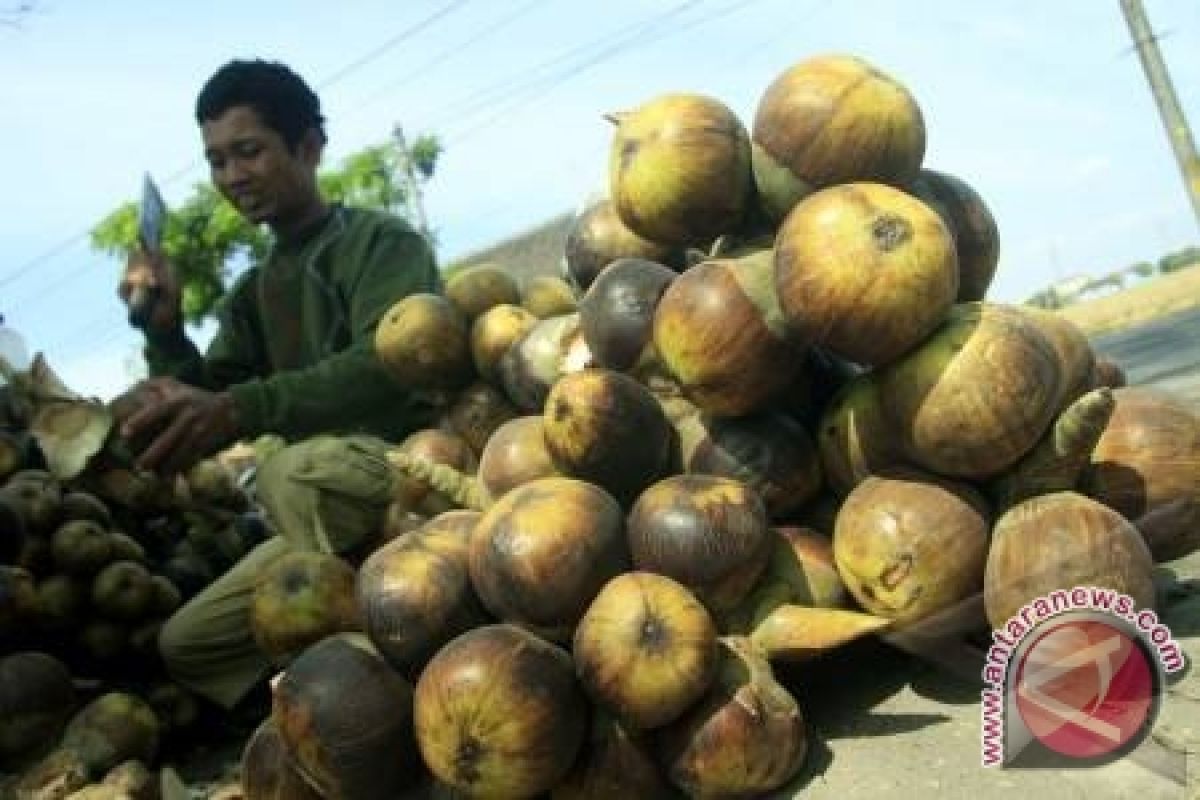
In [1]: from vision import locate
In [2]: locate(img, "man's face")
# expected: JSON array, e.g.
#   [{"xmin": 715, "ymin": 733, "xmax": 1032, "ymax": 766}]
[{"xmin": 201, "ymin": 106, "xmax": 320, "ymax": 228}]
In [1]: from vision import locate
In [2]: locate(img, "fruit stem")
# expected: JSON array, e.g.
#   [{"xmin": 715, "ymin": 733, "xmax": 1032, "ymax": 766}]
[
  {"xmin": 988, "ymin": 387, "xmax": 1114, "ymax": 511},
  {"xmin": 748, "ymin": 604, "xmax": 891, "ymax": 663},
  {"xmin": 385, "ymin": 450, "xmax": 491, "ymax": 511}
]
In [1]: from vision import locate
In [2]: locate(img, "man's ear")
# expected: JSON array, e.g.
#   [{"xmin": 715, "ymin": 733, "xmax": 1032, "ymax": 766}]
[{"xmin": 297, "ymin": 128, "xmax": 325, "ymax": 169}]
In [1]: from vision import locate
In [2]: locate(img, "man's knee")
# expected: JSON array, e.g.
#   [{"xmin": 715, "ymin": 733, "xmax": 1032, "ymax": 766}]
[{"xmin": 255, "ymin": 436, "xmax": 395, "ymax": 555}]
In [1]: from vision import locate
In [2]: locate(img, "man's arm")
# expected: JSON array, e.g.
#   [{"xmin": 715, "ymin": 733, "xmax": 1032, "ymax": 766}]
[
  {"xmin": 227, "ymin": 224, "xmax": 440, "ymax": 440},
  {"xmin": 142, "ymin": 269, "xmax": 266, "ymax": 390}
]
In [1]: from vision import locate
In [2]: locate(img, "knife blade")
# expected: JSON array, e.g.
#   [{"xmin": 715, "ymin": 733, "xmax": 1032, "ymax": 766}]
[{"xmin": 128, "ymin": 173, "xmax": 168, "ymax": 327}]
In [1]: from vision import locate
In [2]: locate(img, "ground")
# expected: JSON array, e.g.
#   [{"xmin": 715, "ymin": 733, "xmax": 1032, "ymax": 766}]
[{"xmin": 1055, "ymin": 263, "xmax": 1200, "ymax": 337}]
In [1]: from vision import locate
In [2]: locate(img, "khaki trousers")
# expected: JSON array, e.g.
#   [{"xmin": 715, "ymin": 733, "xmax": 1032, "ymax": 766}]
[{"xmin": 157, "ymin": 435, "xmax": 396, "ymax": 709}]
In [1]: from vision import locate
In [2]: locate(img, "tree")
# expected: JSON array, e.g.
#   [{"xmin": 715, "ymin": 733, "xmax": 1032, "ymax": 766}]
[
  {"xmin": 1157, "ymin": 245, "xmax": 1200, "ymax": 274},
  {"xmin": 90, "ymin": 136, "xmax": 440, "ymax": 324},
  {"xmin": 1129, "ymin": 261, "xmax": 1155, "ymax": 278}
]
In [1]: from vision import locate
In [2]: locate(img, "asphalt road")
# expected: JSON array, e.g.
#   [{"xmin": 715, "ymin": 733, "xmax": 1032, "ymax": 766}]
[{"xmin": 1091, "ymin": 306, "xmax": 1200, "ymax": 406}]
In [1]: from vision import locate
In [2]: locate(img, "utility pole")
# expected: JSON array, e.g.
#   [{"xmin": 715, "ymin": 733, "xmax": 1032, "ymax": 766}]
[
  {"xmin": 1120, "ymin": 0, "xmax": 1200, "ymax": 228},
  {"xmin": 392, "ymin": 123, "xmax": 430, "ymax": 238}
]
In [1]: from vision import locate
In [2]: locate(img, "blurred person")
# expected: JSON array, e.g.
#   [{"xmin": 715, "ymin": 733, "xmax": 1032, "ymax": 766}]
[{"xmin": 115, "ymin": 58, "xmax": 440, "ymax": 712}]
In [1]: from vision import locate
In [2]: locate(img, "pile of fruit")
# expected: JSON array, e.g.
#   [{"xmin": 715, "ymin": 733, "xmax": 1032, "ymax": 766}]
[
  {"xmin": 0, "ymin": 360, "xmax": 268, "ymax": 797},
  {"xmin": 3, "ymin": 50, "xmax": 1199, "ymax": 799}
]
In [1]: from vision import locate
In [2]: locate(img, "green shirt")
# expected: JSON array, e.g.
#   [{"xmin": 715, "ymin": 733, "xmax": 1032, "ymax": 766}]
[{"xmin": 144, "ymin": 205, "xmax": 441, "ymax": 443}]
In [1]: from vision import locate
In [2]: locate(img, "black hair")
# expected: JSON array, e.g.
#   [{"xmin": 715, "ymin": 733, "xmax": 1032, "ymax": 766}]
[{"xmin": 195, "ymin": 59, "xmax": 326, "ymax": 151}]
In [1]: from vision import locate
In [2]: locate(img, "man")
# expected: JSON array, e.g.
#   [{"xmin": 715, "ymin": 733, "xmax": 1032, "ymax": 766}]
[{"xmin": 116, "ymin": 59, "xmax": 440, "ymax": 710}]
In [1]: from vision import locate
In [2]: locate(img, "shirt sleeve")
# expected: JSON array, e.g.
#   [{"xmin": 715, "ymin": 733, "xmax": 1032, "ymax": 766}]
[
  {"xmin": 142, "ymin": 270, "xmax": 265, "ymax": 390},
  {"xmin": 227, "ymin": 224, "xmax": 440, "ymax": 439}
]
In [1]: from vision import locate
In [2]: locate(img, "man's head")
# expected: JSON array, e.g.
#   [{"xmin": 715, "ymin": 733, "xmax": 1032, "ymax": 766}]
[{"xmin": 195, "ymin": 60, "xmax": 328, "ymax": 231}]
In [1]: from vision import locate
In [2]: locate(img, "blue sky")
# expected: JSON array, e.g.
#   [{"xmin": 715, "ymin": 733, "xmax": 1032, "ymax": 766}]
[{"xmin": 1, "ymin": 0, "xmax": 1197, "ymax": 399}]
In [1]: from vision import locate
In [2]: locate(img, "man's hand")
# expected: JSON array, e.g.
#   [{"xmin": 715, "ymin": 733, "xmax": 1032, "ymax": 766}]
[
  {"xmin": 116, "ymin": 377, "xmax": 241, "ymax": 475},
  {"xmin": 118, "ymin": 248, "xmax": 183, "ymax": 337}
]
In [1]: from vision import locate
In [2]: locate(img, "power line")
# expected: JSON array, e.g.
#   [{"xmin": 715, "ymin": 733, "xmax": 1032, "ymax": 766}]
[
  {"xmin": 317, "ymin": 0, "xmax": 471, "ymax": 91},
  {"xmin": 444, "ymin": 0, "xmax": 766, "ymax": 147},
  {"xmin": 339, "ymin": 0, "xmax": 549, "ymax": 125},
  {"xmin": 0, "ymin": 0, "xmax": 473, "ymax": 293},
  {"xmin": 424, "ymin": 0, "xmax": 705, "ymax": 133}
]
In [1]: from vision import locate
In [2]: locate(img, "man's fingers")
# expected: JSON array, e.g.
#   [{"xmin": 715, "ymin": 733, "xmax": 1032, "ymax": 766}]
[
  {"xmin": 136, "ymin": 412, "xmax": 194, "ymax": 473},
  {"xmin": 122, "ymin": 402, "xmax": 167, "ymax": 440}
]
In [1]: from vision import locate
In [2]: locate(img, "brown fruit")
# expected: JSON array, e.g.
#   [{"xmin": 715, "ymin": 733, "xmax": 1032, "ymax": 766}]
[
  {"xmin": 469, "ymin": 477, "xmax": 629, "ymax": 642},
  {"xmin": 414, "ymin": 624, "xmax": 587, "ymax": 798},
  {"xmin": 498, "ymin": 313, "xmax": 592, "ymax": 413},
  {"xmin": 60, "ymin": 692, "xmax": 160, "ymax": 777},
  {"xmin": 149, "ymin": 575, "xmax": 182, "ymax": 617},
  {"xmin": 35, "ymin": 574, "xmax": 87, "ymax": 632},
  {"xmin": 574, "ymin": 572, "xmax": 718, "ymax": 730},
  {"xmin": 910, "ymin": 168, "xmax": 1000, "ymax": 302},
  {"xmin": 0, "ymin": 565, "xmax": 37, "ymax": 637},
  {"xmin": 653, "ymin": 250, "xmax": 804, "ymax": 417},
  {"xmin": 0, "ymin": 431, "xmax": 22, "ymax": 484},
  {"xmin": 91, "ymin": 560, "xmax": 155, "ymax": 622},
  {"xmin": 58, "ymin": 491, "xmax": 112, "ymax": 527},
  {"xmin": 759, "ymin": 526, "xmax": 848, "ymax": 611},
  {"xmin": 522, "ymin": 275, "xmax": 580, "ymax": 319},
  {"xmin": 678, "ymin": 411, "xmax": 822, "ymax": 520},
  {"xmin": 444, "ymin": 264, "xmax": 521, "ymax": 322},
  {"xmin": 241, "ymin": 719, "xmax": 324, "ymax": 800},
  {"xmin": 0, "ymin": 651, "xmax": 75, "ymax": 765},
  {"xmin": 79, "ymin": 619, "xmax": 128, "ymax": 664},
  {"xmin": 476, "ymin": 415, "xmax": 560, "ymax": 501},
  {"xmin": 833, "ymin": 472, "xmax": 990, "ymax": 625},
  {"xmin": 627, "ymin": 475, "xmax": 771, "ymax": 613},
  {"xmin": 774, "ymin": 182, "xmax": 958, "ymax": 366},
  {"xmin": 469, "ymin": 303, "xmax": 538, "ymax": 383},
  {"xmin": 107, "ymin": 532, "xmax": 146, "ymax": 564},
  {"xmin": 816, "ymin": 372, "xmax": 902, "ymax": 496},
  {"xmin": 543, "ymin": 368, "xmax": 676, "ymax": 506},
  {"xmin": 1020, "ymin": 305, "xmax": 1097, "ymax": 408},
  {"xmin": 984, "ymin": 492, "xmax": 1156, "ymax": 628},
  {"xmin": 565, "ymin": 198, "xmax": 684, "ymax": 291},
  {"xmin": 608, "ymin": 93, "xmax": 752, "ymax": 247},
  {"xmin": 1082, "ymin": 386, "xmax": 1200, "ymax": 561},
  {"xmin": 441, "ymin": 380, "xmax": 518, "ymax": 456},
  {"xmin": 51, "ymin": 519, "xmax": 114, "ymax": 576},
  {"xmin": 250, "ymin": 551, "xmax": 360, "ymax": 665},
  {"xmin": 358, "ymin": 511, "xmax": 489, "ymax": 676},
  {"xmin": 550, "ymin": 711, "xmax": 675, "ymax": 800},
  {"xmin": 0, "ymin": 496, "xmax": 25, "ymax": 566},
  {"xmin": 374, "ymin": 293, "xmax": 473, "ymax": 391},
  {"xmin": 879, "ymin": 303, "xmax": 1063, "ymax": 480},
  {"xmin": 578, "ymin": 257, "xmax": 678, "ymax": 371},
  {"xmin": 272, "ymin": 634, "xmax": 420, "ymax": 800},
  {"xmin": 753, "ymin": 53, "xmax": 925, "ymax": 193},
  {"xmin": 393, "ymin": 428, "xmax": 478, "ymax": 516},
  {"xmin": 658, "ymin": 637, "xmax": 807, "ymax": 798},
  {"xmin": 184, "ymin": 458, "xmax": 243, "ymax": 509},
  {"xmin": 0, "ymin": 478, "xmax": 61, "ymax": 535}
]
